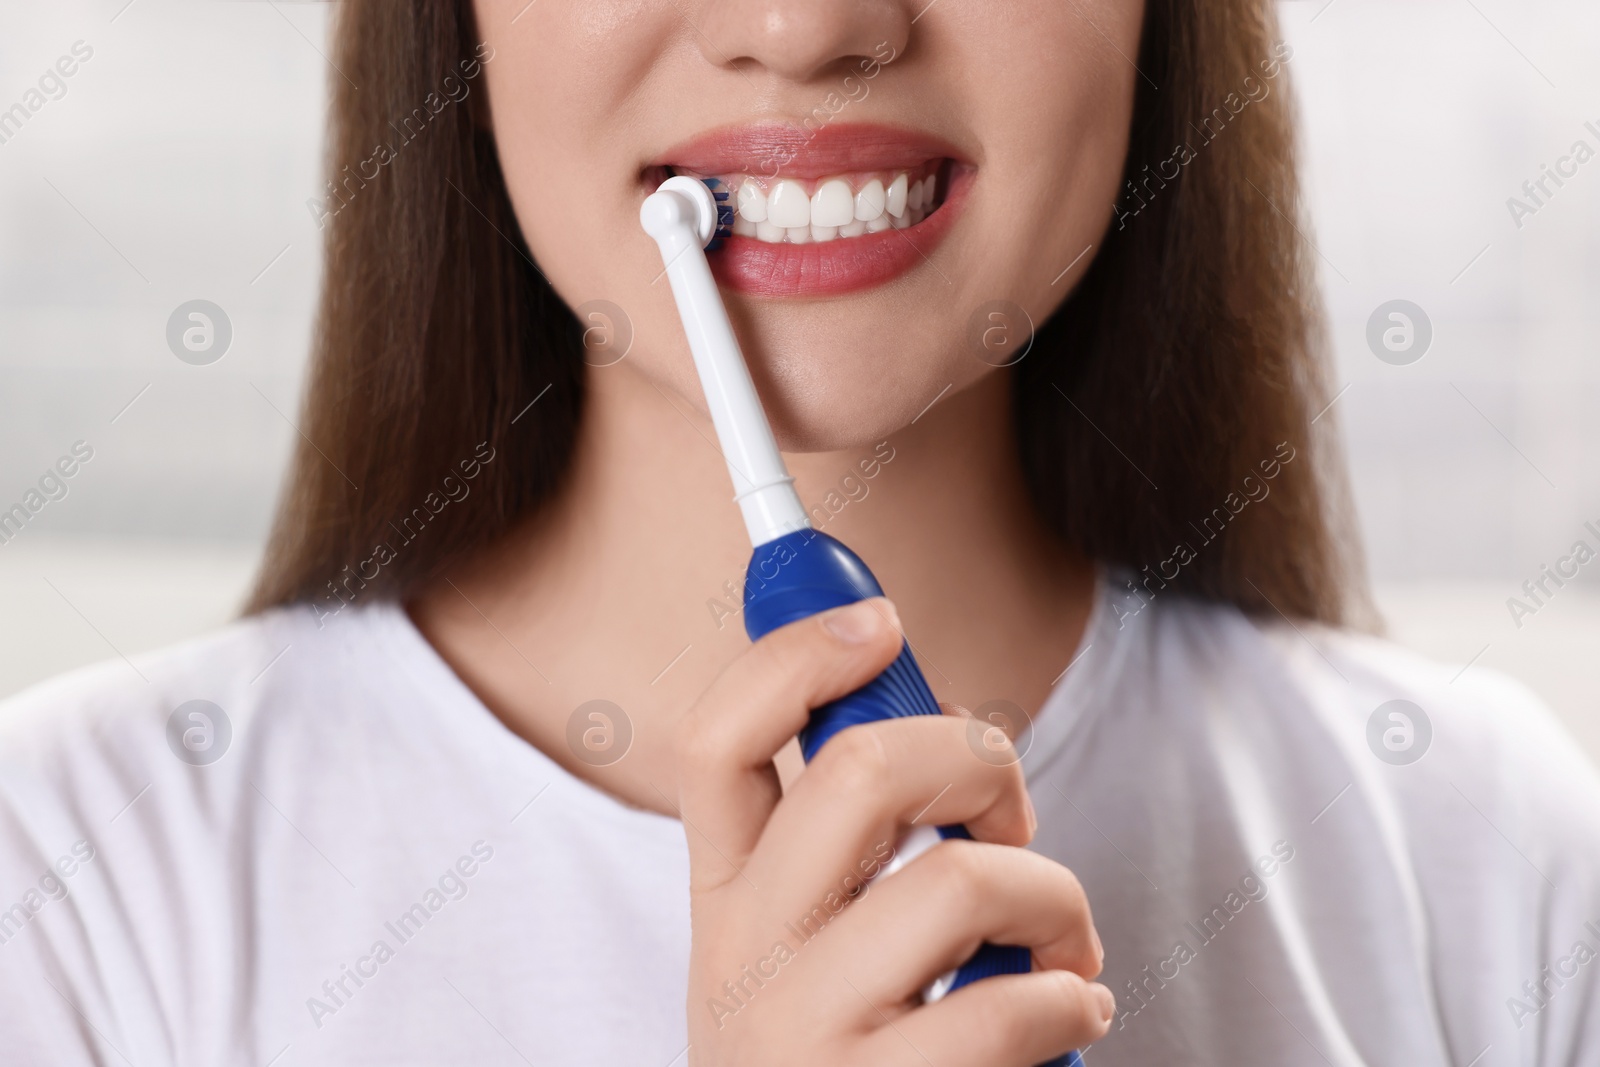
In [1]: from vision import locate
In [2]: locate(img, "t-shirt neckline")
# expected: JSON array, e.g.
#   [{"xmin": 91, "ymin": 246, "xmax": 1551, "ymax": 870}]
[
  {"xmin": 355, "ymin": 569, "xmax": 1120, "ymax": 817},
  {"xmin": 359, "ymin": 598, "xmax": 683, "ymax": 832}
]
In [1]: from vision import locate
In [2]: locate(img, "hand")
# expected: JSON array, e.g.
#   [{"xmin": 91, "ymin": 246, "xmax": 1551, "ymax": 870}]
[{"xmin": 677, "ymin": 598, "xmax": 1113, "ymax": 1066}]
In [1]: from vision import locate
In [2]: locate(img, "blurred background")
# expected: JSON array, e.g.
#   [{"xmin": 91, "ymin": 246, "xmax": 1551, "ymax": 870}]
[{"xmin": 1, "ymin": 0, "xmax": 1596, "ymax": 761}]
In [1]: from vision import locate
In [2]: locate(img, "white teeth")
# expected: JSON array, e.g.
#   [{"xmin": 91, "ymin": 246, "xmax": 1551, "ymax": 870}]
[
  {"xmin": 886, "ymin": 174, "xmax": 908, "ymax": 218},
  {"xmin": 767, "ymin": 180, "xmax": 810, "ymax": 229},
  {"xmin": 721, "ymin": 169, "xmax": 943, "ymax": 244},
  {"xmin": 854, "ymin": 179, "xmax": 885, "ymax": 222},
  {"xmin": 811, "ymin": 179, "xmax": 854, "ymax": 228},
  {"xmin": 737, "ymin": 183, "xmax": 768, "ymax": 223}
]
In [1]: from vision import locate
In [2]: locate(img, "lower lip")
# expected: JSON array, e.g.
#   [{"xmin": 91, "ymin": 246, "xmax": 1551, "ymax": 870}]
[{"xmin": 708, "ymin": 167, "xmax": 971, "ymax": 298}]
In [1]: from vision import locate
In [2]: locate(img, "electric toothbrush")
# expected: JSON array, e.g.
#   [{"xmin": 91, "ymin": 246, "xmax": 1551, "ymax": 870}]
[{"xmin": 641, "ymin": 176, "xmax": 1081, "ymax": 1067}]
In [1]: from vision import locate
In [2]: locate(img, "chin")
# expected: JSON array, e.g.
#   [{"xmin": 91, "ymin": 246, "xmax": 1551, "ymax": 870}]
[
  {"xmin": 765, "ymin": 397, "xmax": 916, "ymax": 454},
  {"xmin": 763, "ymin": 360, "xmax": 965, "ymax": 455}
]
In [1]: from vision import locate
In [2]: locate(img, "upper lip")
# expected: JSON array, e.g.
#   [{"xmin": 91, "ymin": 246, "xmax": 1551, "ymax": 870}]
[{"xmin": 652, "ymin": 122, "xmax": 967, "ymax": 180}]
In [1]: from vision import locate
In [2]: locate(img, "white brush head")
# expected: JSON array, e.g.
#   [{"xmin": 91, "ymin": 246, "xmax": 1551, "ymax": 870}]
[{"xmin": 639, "ymin": 175, "xmax": 720, "ymax": 247}]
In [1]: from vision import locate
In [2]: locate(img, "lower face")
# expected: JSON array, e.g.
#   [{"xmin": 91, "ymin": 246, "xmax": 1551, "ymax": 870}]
[{"xmin": 474, "ymin": 0, "xmax": 1143, "ymax": 450}]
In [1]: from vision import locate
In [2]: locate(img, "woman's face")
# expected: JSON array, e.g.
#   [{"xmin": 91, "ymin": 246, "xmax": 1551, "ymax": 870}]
[{"xmin": 474, "ymin": 0, "xmax": 1143, "ymax": 450}]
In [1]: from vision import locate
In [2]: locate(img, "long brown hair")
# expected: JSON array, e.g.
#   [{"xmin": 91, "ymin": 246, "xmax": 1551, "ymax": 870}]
[{"xmin": 247, "ymin": 0, "xmax": 1368, "ymax": 626}]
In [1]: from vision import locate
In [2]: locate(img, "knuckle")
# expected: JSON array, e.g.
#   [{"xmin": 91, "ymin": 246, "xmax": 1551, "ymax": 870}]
[
  {"xmin": 1047, "ymin": 967, "xmax": 1084, "ymax": 1005},
  {"xmin": 1020, "ymin": 970, "xmax": 1092, "ymax": 1043},
  {"xmin": 1051, "ymin": 862, "xmax": 1087, "ymax": 910},
  {"xmin": 1056, "ymin": 971, "xmax": 1106, "ymax": 1032},
  {"xmin": 1000, "ymin": 756, "xmax": 1028, "ymax": 792},
  {"xmin": 925, "ymin": 839, "xmax": 993, "ymax": 912},
  {"xmin": 677, "ymin": 703, "xmax": 736, "ymax": 771},
  {"xmin": 1002, "ymin": 975, "xmax": 1077, "ymax": 1048},
  {"xmin": 982, "ymin": 751, "xmax": 1029, "ymax": 805},
  {"xmin": 811, "ymin": 726, "xmax": 892, "ymax": 803},
  {"xmin": 989, "ymin": 999, "xmax": 1035, "ymax": 1050},
  {"xmin": 748, "ymin": 625, "xmax": 836, "ymax": 700},
  {"xmin": 753, "ymin": 626, "xmax": 809, "ymax": 680},
  {"xmin": 1035, "ymin": 858, "xmax": 1092, "ymax": 941}
]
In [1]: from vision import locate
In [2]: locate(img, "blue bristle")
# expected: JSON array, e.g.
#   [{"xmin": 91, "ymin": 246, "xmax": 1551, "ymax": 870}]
[{"xmin": 701, "ymin": 177, "xmax": 735, "ymax": 249}]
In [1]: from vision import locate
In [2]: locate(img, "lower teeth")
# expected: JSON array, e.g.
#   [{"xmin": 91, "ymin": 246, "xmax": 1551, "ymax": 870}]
[{"xmin": 732, "ymin": 202, "xmax": 936, "ymax": 243}]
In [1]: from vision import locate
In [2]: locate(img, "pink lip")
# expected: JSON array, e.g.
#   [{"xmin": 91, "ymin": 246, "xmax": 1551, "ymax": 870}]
[
  {"xmin": 711, "ymin": 169, "xmax": 968, "ymax": 297},
  {"xmin": 650, "ymin": 123, "xmax": 972, "ymax": 298},
  {"xmin": 654, "ymin": 121, "xmax": 967, "ymax": 180}
]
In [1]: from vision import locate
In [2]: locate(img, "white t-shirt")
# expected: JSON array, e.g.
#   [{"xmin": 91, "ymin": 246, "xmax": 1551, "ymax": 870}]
[{"xmin": 0, "ymin": 576, "xmax": 1596, "ymax": 1066}]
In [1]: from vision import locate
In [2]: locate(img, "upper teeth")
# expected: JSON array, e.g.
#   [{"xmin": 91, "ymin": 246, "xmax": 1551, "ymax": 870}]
[{"xmin": 721, "ymin": 170, "xmax": 941, "ymax": 244}]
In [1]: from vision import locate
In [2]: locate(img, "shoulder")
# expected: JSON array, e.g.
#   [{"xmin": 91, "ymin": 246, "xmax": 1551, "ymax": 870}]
[
  {"xmin": 1091, "ymin": 575, "xmax": 1600, "ymax": 881},
  {"xmin": 1121, "ymin": 580, "xmax": 1600, "ymax": 913},
  {"xmin": 1033, "ymin": 580, "xmax": 1600, "ymax": 1061},
  {"xmin": 0, "ymin": 600, "xmax": 487, "ymax": 1062},
  {"xmin": 1, "ymin": 606, "xmax": 292, "ymax": 753},
  {"xmin": 1110, "ymin": 578, "xmax": 1597, "ymax": 801},
  {"xmin": 0, "ymin": 602, "xmax": 331, "ymax": 777},
  {"xmin": 0, "ymin": 601, "xmax": 411, "ymax": 847},
  {"xmin": 0, "ymin": 608, "xmax": 314, "ymax": 1057},
  {"xmin": 1259, "ymin": 607, "xmax": 1600, "ymax": 852}
]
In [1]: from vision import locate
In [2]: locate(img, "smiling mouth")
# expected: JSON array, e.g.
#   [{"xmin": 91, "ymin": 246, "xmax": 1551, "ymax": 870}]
[
  {"xmin": 647, "ymin": 123, "xmax": 968, "ymax": 296},
  {"xmin": 657, "ymin": 161, "xmax": 952, "ymax": 244}
]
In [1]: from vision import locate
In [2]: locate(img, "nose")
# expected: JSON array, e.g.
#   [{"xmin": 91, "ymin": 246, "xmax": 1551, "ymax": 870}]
[{"xmin": 693, "ymin": 0, "xmax": 912, "ymax": 83}]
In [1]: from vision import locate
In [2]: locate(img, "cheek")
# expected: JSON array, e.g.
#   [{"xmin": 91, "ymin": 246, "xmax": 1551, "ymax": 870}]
[
  {"xmin": 477, "ymin": 0, "xmax": 710, "ymax": 407},
  {"xmin": 476, "ymin": 0, "xmax": 668, "ymax": 297},
  {"xmin": 961, "ymin": 0, "xmax": 1142, "ymax": 282}
]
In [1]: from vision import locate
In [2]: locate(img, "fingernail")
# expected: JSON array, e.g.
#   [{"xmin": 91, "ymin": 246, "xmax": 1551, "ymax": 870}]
[
  {"xmin": 1023, "ymin": 790, "xmax": 1038, "ymax": 835},
  {"xmin": 1092, "ymin": 982, "xmax": 1115, "ymax": 1023},
  {"xmin": 1089, "ymin": 925, "xmax": 1104, "ymax": 966},
  {"xmin": 824, "ymin": 601, "xmax": 883, "ymax": 644},
  {"xmin": 879, "ymin": 598, "xmax": 902, "ymax": 632}
]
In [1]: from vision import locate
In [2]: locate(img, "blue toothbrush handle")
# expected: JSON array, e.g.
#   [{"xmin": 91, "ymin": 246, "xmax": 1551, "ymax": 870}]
[{"xmin": 743, "ymin": 529, "xmax": 1081, "ymax": 1067}]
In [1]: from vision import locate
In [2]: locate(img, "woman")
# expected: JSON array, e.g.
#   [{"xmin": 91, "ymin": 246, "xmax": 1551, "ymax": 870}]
[{"xmin": 2, "ymin": 0, "xmax": 1596, "ymax": 1064}]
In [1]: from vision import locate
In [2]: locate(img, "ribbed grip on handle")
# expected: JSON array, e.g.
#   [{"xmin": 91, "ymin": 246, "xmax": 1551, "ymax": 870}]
[
  {"xmin": 743, "ymin": 533, "xmax": 1026, "ymax": 977},
  {"xmin": 740, "ymin": 530, "xmax": 942, "ymax": 746},
  {"xmin": 799, "ymin": 641, "xmax": 937, "ymax": 759}
]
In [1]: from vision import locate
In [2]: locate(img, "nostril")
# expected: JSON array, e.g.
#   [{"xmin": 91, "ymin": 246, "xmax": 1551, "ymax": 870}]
[{"xmin": 692, "ymin": 0, "xmax": 910, "ymax": 85}]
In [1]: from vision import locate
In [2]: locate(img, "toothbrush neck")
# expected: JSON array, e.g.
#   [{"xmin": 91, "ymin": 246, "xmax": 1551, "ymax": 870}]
[{"xmin": 742, "ymin": 482, "xmax": 810, "ymax": 546}]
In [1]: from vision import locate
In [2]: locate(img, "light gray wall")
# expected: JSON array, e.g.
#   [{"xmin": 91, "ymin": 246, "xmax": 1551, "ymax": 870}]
[
  {"xmin": 1291, "ymin": 0, "xmax": 1600, "ymax": 583},
  {"xmin": 1, "ymin": 0, "xmax": 324, "ymax": 543}
]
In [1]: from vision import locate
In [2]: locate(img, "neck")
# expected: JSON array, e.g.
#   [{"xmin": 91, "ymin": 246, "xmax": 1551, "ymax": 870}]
[{"xmin": 409, "ymin": 364, "xmax": 1094, "ymax": 814}]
